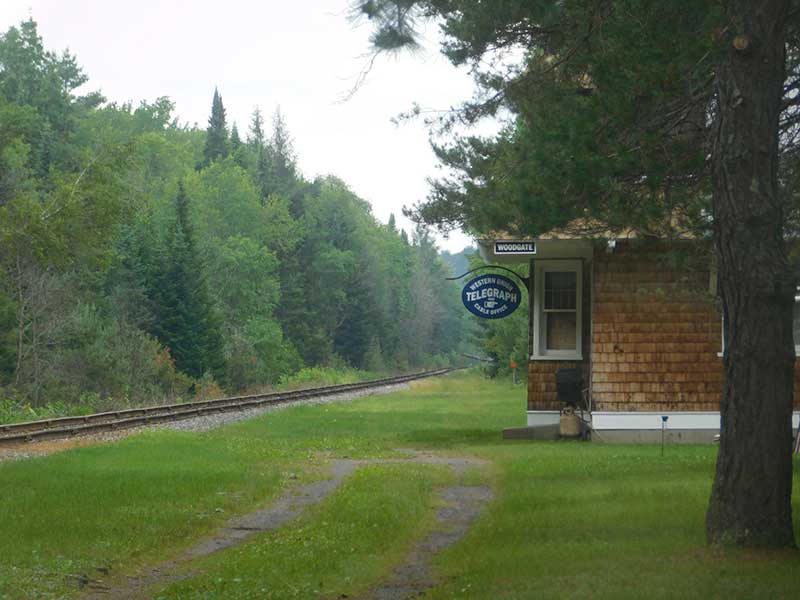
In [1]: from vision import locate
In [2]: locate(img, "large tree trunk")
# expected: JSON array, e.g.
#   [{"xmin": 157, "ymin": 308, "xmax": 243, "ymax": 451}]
[{"xmin": 706, "ymin": 0, "xmax": 796, "ymax": 548}]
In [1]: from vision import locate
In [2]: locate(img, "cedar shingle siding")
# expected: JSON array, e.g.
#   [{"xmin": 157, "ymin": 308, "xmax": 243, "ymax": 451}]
[
  {"xmin": 527, "ymin": 241, "xmax": 800, "ymax": 412},
  {"xmin": 528, "ymin": 361, "xmax": 583, "ymax": 411},
  {"xmin": 591, "ymin": 242, "xmax": 723, "ymax": 412}
]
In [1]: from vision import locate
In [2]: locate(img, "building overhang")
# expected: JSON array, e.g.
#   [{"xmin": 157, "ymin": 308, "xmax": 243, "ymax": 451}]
[{"xmin": 477, "ymin": 237, "xmax": 594, "ymax": 264}]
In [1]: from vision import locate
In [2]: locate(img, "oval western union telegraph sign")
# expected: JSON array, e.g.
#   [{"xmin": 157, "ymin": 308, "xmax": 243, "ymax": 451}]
[{"xmin": 461, "ymin": 274, "xmax": 522, "ymax": 319}]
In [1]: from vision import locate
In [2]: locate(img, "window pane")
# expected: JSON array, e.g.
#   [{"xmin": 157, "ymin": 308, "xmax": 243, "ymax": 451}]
[
  {"xmin": 793, "ymin": 300, "xmax": 800, "ymax": 347},
  {"xmin": 546, "ymin": 312, "xmax": 577, "ymax": 350},
  {"xmin": 544, "ymin": 271, "xmax": 576, "ymax": 310}
]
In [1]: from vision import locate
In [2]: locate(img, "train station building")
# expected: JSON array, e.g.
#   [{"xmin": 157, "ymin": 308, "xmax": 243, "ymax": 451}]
[{"xmin": 478, "ymin": 232, "xmax": 800, "ymax": 442}]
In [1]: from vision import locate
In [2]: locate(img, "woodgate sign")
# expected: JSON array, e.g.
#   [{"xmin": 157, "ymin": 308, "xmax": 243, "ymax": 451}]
[
  {"xmin": 494, "ymin": 240, "xmax": 536, "ymax": 255},
  {"xmin": 461, "ymin": 274, "xmax": 522, "ymax": 319}
]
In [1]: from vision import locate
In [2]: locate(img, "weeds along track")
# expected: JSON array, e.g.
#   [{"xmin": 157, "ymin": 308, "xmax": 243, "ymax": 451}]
[{"xmin": 0, "ymin": 369, "xmax": 455, "ymax": 446}]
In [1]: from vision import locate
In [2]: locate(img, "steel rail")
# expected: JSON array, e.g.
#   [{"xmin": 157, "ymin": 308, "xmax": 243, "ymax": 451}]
[{"xmin": 0, "ymin": 368, "xmax": 455, "ymax": 446}]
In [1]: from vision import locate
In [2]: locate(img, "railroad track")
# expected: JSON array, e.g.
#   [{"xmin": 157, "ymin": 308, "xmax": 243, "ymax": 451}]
[{"xmin": 0, "ymin": 368, "xmax": 455, "ymax": 446}]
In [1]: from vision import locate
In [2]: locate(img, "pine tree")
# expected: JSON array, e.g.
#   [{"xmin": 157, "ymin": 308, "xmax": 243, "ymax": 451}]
[
  {"xmin": 229, "ymin": 122, "xmax": 247, "ymax": 169},
  {"xmin": 247, "ymin": 107, "xmax": 265, "ymax": 150},
  {"xmin": 201, "ymin": 87, "xmax": 229, "ymax": 168},
  {"xmin": 230, "ymin": 122, "xmax": 242, "ymax": 151},
  {"xmin": 247, "ymin": 107, "xmax": 272, "ymax": 199},
  {"xmin": 255, "ymin": 147, "xmax": 271, "ymax": 200},
  {"xmin": 153, "ymin": 182, "xmax": 226, "ymax": 383},
  {"xmin": 270, "ymin": 107, "xmax": 296, "ymax": 188}
]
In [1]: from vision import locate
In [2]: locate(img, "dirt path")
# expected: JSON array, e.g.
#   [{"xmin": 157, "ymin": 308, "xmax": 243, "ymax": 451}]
[
  {"xmin": 360, "ymin": 454, "xmax": 493, "ymax": 600},
  {"xmin": 83, "ymin": 452, "xmax": 491, "ymax": 599}
]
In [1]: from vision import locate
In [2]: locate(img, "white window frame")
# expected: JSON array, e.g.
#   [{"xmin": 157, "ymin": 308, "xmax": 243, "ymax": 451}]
[{"xmin": 531, "ymin": 259, "xmax": 583, "ymax": 360}]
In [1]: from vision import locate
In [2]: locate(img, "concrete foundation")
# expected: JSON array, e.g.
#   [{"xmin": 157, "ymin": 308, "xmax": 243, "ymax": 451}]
[{"xmin": 591, "ymin": 428, "xmax": 719, "ymax": 444}]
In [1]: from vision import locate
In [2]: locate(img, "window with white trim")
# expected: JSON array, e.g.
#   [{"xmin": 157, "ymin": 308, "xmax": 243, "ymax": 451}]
[{"xmin": 532, "ymin": 260, "xmax": 583, "ymax": 360}]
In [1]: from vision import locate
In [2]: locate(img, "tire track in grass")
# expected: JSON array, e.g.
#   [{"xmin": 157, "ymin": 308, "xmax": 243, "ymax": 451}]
[
  {"xmin": 359, "ymin": 452, "xmax": 493, "ymax": 600},
  {"xmin": 83, "ymin": 452, "xmax": 491, "ymax": 599}
]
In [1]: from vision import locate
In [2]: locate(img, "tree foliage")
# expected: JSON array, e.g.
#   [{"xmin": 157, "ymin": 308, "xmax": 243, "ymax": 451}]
[
  {"xmin": 201, "ymin": 87, "xmax": 229, "ymax": 168},
  {"xmin": 146, "ymin": 182, "xmax": 227, "ymax": 382},
  {"xmin": 0, "ymin": 19, "xmax": 471, "ymax": 410}
]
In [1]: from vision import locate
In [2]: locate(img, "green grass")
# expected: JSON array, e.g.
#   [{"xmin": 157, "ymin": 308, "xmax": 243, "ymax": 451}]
[
  {"xmin": 430, "ymin": 443, "xmax": 800, "ymax": 599},
  {"xmin": 1, "ymin": 371, "xmax": 799, "ymax": 599},
  {"xmin": 156, "ymin": 464, "xmax": 453, "ymax": 599},
  {"xmin": 0, "ymin": 432, "xmax": 296, "ymax": 599}
]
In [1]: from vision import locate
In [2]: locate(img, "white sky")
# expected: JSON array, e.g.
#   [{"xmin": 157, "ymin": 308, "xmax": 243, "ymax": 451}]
[{"xmin": 0, "ymin": 0, "xmax": 485, "ymax": 252}]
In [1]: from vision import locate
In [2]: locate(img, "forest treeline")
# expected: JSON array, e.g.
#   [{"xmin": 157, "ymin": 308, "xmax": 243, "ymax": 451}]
[{"xmin": 0, "ymin": 20, "xmax": 470, "ymax": 412}]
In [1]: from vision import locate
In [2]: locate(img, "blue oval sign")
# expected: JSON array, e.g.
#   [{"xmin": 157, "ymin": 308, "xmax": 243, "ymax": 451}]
[{"xmin": 461, "ymin": 274, "xmax": 522, "ymax": 319}]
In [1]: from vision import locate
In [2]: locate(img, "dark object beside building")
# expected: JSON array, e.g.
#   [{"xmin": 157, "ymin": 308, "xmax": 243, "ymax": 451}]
[{"xmin": 556, "ymin": 368, "xmax": 583, "ymax": 406}]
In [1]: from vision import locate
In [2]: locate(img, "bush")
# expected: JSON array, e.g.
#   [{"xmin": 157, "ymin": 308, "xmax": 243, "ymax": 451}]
[
  {"xmin": 194, "ymin": 372, "xmax": 225, "ymax": 401},
  {"xmin": 225, "ymin": 318, "xmax": 303, "ymax": 391},
  {"xmin": 0, "ymin": 392, "xmax": 100, "ymax": 425},
  {"xmin": 277, "ymin": 366, "xmax": 373, "ymax": 389}
]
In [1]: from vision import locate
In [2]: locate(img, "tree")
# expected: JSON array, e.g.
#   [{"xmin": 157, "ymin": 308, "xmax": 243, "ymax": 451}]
[
  {"xmin": 247, "ymin": 106, "xmax": 272, "ymax": 199},
  {"xmin": 201, "ymin": 87, "xmax": 229, "ymax": 168},
  {"xmin": 150, "ymin": 182, "xmax": 226, "ymax": 383},
  {"xmin": 229, "ymin": 121, "xmax": 247, "ymax": 169},
  {"xmin": 705, "ymin": 0, "xmax": 795, "ymax": 548},
  {"xmin": 0, "ymin": 17, "xmax": 469, "ymax": 411},
  {"xmin": 230, "ymin": 122, "xmax": 242, "ymax": 150},
  {"xmin": 0, "ymin": 19, "xmax": 104, "ymax": 175},
  {"xmin": 247, "ymin": 107, "xmax": 266, "ymax": 150},
  {"xmin": 354, "ymin": 0, "xmax": 798, "ymax": 547},
  {"xmin": 269, "ymin": 106, "xmax": 297, "ymax": 192}
]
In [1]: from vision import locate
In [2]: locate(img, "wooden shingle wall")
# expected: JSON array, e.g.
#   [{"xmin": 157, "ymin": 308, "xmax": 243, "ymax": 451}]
[
  {"xmin": 528, "ymin": 361, "xmax": 583, "ymax": 410},
  {"xmin": 527, "ymin": 241, "xmax": 800, "ymax": 413},
  {"xmin": 591, "ymin": 242, "xmax": 725, "ymax": 411}
]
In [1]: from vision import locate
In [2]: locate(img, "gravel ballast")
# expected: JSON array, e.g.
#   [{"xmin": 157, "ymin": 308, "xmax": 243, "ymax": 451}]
[{"xmin": 0, "ymin": 382, "xmax": 411, "ymax": 463}]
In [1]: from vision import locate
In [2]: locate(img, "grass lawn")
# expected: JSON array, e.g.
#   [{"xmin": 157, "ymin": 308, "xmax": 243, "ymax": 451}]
[
  {"xmin": 158, "ymin": 464, "xmax": 454, "ymax": 599},
  {"xmin": 1, "ymin": 371, "xmax": 798, "ymax": 598}
]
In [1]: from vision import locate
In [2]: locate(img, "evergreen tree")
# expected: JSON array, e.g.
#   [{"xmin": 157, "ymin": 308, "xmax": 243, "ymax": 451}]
[
  {"xmin": 247, "ymin": 107, "xmax": 265, "ymax": 150},
  {"xmin": 230, "ymin": 122, "xmax": 242, "ymax": 151},
  {"xmin": 269, "ymin": 106, "xmax": 297, "ymax": 189},
  {"xmin": 229, "ymin": 122, "xmax": 248, "ymax": 169},
  {"xmin": 247, "ymin": 107, "xmax": 272, "ymax": 199},
  {"xmin": 255, "ymin": 147, "xmax": 271, "ymax": 200},
  {"xmin": 201, "ymin": 87, "xmax": 229, "ymax": 168},
  {"xmin": 152, "ymin": 182, "xmax": 226, "ymax": 383}
]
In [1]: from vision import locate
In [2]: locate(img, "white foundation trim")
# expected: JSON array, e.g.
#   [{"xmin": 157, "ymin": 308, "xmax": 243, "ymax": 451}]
[
  {"xmin": 591, "ymin": 411, "xmax": 800, "ymax": 431},
  {"xmin": 526, "ymin": 411, "xmax": 561, "ymax": 427}
]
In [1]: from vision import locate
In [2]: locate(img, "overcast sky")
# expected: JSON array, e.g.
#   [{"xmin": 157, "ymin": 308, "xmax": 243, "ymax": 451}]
[{"xmin": 0, "ymin": 0, "xmax": 486, "ymax": 252}]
